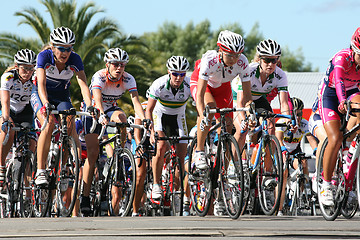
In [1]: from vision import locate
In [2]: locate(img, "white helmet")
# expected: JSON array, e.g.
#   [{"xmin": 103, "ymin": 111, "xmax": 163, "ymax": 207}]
[
  {"xmin": 14, "ymin": 49, "xmax": 36, "ymax": 65},
  {"xmin": 166, "ymin": 56, "xmax": 189, "ymax": 72},
  {"xmin": 50, "ymin": 26, "xmax": 76, "ymax": 45},
  {"xmin": 104, "ymin": 48, "xmax": 129, "ymax": 63},
  {"xmin": 217, "ymin": 30, "xmax": 244, "ymax": 53},
  {"xmin": 256, "ymin": 39, "xmax": 281, "ymax": 57}
]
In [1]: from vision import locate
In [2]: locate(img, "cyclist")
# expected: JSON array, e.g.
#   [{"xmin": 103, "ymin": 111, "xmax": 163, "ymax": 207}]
[
  {"xmin": 146, "ymin": 56, "xmax": 191, "ymax": 209},
  {"xmin": 0, "ymin": 49, "xmax": 37, "ymax": 190},
  {"xmin": 318, "ymin": 27, "xmax": 360, "ymax": 206},
  {"xmin": 275, "ymin": 97, "xmax": 318, "ymax": 216},
  {"xmin": 30, "ymin": 26, "xmax": 94, "ymax": 186},
  {"xmin": 190, "ymin": 30, "xmax": 252, "ymax": 170},
  {"xmin": 80, "ymin": 47, "xmax": 146, "ymax": 216}
]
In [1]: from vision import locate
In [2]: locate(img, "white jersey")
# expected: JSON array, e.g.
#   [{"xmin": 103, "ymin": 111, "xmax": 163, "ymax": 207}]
[
  {"xmin": 198, "ymin": 50, "xmax": 250, "ymax": 88},
  {"xmin": 234, "ymin": 62, "xmax": 288, "ymax": 100},
  {"xmin": 90, "ymin": 68, "xmax": 137, "ymax": 111},
  {"xmin": 276, "ymin": 118, "xmax": 310, "ymax": 153},
  {"xmin": 0, "ymin": 69, "xmax": 33, "ymax": 113},
  {"xmin": 148, "ymin": 74, "xmax": 191, "ymax": 115}
]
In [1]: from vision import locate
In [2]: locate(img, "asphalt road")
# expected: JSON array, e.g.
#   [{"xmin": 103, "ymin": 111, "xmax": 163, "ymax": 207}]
[{"xmin": 0, "ymin": 215, "xmax": 359, "ymax": 239}]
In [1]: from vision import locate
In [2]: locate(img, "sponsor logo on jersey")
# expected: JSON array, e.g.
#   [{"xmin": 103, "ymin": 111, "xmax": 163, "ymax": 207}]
[{"xmin": 328, "ymin": 111, "xmax": 335, "ymax": 117}]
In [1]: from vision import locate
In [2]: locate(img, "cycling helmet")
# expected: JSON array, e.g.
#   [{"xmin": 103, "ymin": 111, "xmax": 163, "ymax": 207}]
[
  {"xmin": 14, "ymin": 49, "xmax": 36, "ymax": 65},
  {"xmin": 351, "ymin": 27, "xmax": 360, "ymax": 54},
  {"xmin": 104, "ymin": 48, "xmax": 129, "ymax": 63},
  {"xmin": 217, "ymin": 30, "xmax": 244, "ymax": 53},
  {"xmin": 127, "ymin": 115, "xmax": 135, "ymax": 125},
  {"xmin": 166, "ymin": 56, "xmax": 189, "ymax": 72},
  {"xmin": 50, "ymin": 26, "xmax": 76, "ymax": 45},
  {"xmin": 256, "ymin": 39, "xmax": 281, "ymax": 57},
  {"xmin": 291, "ymin": 97, "xmax": 304, "ymax": 110}
]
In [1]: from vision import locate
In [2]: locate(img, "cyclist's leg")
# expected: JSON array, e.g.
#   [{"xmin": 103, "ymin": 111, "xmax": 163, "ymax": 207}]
[
  {"xmin": 0, "ymin": 115, "xmax": 14, "ymax": 191},
  {"xmin": 151, "ymin": 130, "xmax": 167, "ymax": 199}
]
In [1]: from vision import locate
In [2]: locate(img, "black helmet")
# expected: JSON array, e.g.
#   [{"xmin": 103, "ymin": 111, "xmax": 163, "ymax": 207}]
[{"xmin": 292, "ymin": 97, "xmax": 304, "ymax": 110}]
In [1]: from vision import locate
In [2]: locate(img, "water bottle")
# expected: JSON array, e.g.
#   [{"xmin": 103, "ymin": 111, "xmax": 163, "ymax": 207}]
[
  {"xmin": 289, "ymin": 181, "xmax": 296, "ymax": 200},
  {"xmin": 344, "ymin": 140, "xmax": 357, "ymax": 174},
  {"xmin": 48, "ymin": 142, "xmax": 59, "ymax": 169}
]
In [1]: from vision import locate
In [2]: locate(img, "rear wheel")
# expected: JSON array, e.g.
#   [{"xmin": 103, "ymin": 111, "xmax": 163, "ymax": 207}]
[
  {"xmin": 219, "ymin": 135, "xmax": 243, "ymax": 219},
  {"xmin": 108, "ymin": 148, "xmax": 136, "ymax": 217},
  {"xmin": 188, "ymin": 137, "xmax": 212, "ymax": 217},
  {"xmin": 19, "ymin": 151, "xmax": 34, "ymax": 218},
  {"xmin": 257, "ymin": 135, "xmax": 283, "ymax": 216},
  {"xmin": 240, "ymin": 143, "xmax": 251, "ymax": 215},
  {"xmin": 170, "ymin": 156, "xmax": 184, "ymax": 216},
  {"xmin": 317, "ymin": 138, "xmax": 343, "ymax": 221}
]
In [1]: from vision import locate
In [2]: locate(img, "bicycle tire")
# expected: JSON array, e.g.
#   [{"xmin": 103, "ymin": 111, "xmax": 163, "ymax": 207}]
[
  {"xmin": 19, "ymin": 150, "xmax": 34, "ymax": 218},
  {"xmin": 90, "ymin": 160, "xmax": 103, "ymax": 217},
  {"xmin": 187, "ymin": 137, "xmax": 212, "ymax": 217},
  {"xmin": 170, "ymin": 156, "xmax": 184, "ymax": 216},
  {"xmin": 55, "ymin": 136, "xmax": 79, "ymax": 217},
  {"xmin": 162, "ymin": 151, "xmax": 172, "ymax": 216},
  {"xmin": 240, "ymin": 143, "xmax": 251, "ymax": 215},
  {"xmin": 108, "ymin": 148, "xmax": 136, "ymax": 217},
  {"xmin": 31, "ymin": 152, "xmax": 52, "ymax": 218},
  {"xmin": 219, "ymin": 134, "xmax": 244, "ymax": 219},
  {"xmin": 317, "ymin": 138, "xmax": 343, "ymax": 221},
  {"xmin": 257, "ymin": 134, "xmax": 283, "ymax": 216}
]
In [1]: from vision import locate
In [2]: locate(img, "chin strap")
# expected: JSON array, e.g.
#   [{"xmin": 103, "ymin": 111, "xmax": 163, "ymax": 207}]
[
  {"xmin": 106, "ymin": 66, "xmax": 120, "ymax": 81},
  {"xmin": 219, "ymin": 52, "xmax": 228, "ymax": 78}
]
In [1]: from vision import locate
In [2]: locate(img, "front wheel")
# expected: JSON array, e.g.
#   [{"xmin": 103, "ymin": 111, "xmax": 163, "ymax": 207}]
[
  {"xmin": 170, "ymin": 156, "xmax": 184, "ymax": 216},
  {"xmin": 219, "ymin": 135, "xmax": 244, "ymax": 219},
  {"xmin": 108, "ymin": 148, "xmax": 136, "ymax": 217},
  {"xmin": 257, "ymin": 135, "xmax": 283, "ymax": 216},
  {"xmin": 55, "ymin": 136, "xmax": 79, "ymax": 217},
  {"xmin": 317, "ymin": 138, "xmax": 343, "ymax": 221},
  {"xmin": 19, "ymin": 151, "xmax": 35, "ymax": 218}
]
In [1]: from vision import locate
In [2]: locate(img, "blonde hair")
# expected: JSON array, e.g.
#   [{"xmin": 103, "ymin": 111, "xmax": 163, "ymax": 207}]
[{"xmin": 3, "ymin": 65, "xmax": 16, "ymax": 75}]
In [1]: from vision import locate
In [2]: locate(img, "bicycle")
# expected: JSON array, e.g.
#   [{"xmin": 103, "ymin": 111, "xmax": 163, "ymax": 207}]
[
  {"xmin": 156, "ymin": 135, "xmax": 193, "ymax": 216},
  {"xmin": 240, "ymin": 109, "xmax": 291, "ymax": 216},
  {"xmin": 91, "ymin": 121, "xmax": 139, "ymax": 217},
  {"xmin": 187, "ymin": 105, "xmax": 251, "ymax": 219},
  {"xmin": 317, "ymin": 101, "xmax": 360, "ymax": 221},
  {"xmin": 31, "ymin": 108, "xmax": 93, "ymax": 217},
  {"xmin": 282, "ymin": 152, "xmax": 316, "ymax": 216},
  {"xmin": 0, "ymin": 122, "xmax": 36, "ymax": 218}
]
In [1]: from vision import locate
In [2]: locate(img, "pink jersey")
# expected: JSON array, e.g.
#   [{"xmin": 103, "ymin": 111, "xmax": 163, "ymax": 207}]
[{"xmin": 325, "ymin": 48, "xmax": 360, "ymax": 103}]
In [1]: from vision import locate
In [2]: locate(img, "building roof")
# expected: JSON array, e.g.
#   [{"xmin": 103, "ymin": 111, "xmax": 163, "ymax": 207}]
[{"xmin": 271, "ymin": 72, "xmax": 325, "ymax": 109}]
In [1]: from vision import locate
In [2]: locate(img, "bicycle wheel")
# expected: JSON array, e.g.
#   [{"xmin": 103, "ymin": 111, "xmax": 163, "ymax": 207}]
[
  {"xmin": 90, "ymin": 161, "xmax": 103, "ymax": 217},
  {"xmin": 169, "ymin": 156, "xmax": 184, "ymax": 216},
  {"xmin": 257, "ymin": 135, "xmax": 283, "ymax": 216},
  {"xmin": 108, "ymin": 148, "xmax": 136, "ymax": 217},
  {"xmin": 19, "ymin": 150, "xmax": 34, "ymax": 218},
  {"xmin": 219, "ymin": 135, "xmax": 244, "ymax": 219},
  {"xmin": 31, "ymin": 153, "xmax": 52, "ymax": 218},
  {"xmin": 317, "ymin": 138, "xmax": 343, "ymax": 221},
  {"xmin": 240, "ymin": 143, "xmax": 251, "ymax": 215},
  {"xmin": 55, "ymin": 136, "xmax": 79, "ymax": 217},
  {"xmin": 187, "ymin": 137, "xmax": 212, "ymax": 217}
]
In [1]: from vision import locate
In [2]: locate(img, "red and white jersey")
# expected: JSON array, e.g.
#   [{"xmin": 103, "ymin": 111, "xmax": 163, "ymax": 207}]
[
  {"xmin": 90, "ymin": 68, "xmax": 137, "ymax": 111},
  {"xmin": 196, "ymin": 50, "xmax": 250, "ymax": 88}
]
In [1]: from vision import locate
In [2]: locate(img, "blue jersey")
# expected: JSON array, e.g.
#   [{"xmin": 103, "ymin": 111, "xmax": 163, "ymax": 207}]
[{"xmin": 36, "ymin": 49, "xmax": 84, "ymax": 90}]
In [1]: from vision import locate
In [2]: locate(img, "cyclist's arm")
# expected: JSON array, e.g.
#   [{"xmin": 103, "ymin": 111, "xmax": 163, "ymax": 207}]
[
  {"xmin": 145, "ymin": 97, "xmax": 156, "ymax": 135},
  {"xmin": 0, "ymin": 90, "xmax": 10, "ymax": 121},
  {"xmin": 236, "ymin": 81, "xmax": 252, "ymax": 122},
  {"xmin": 92, "ymin": 88, "xmax": 105, "ymax": 114},
  {"xmin": 306, "ymin": 133, "xmax": 318, "ymax": 152},
  {"xmin": 36, "ymin": 68, "xmax": 49, "ymax": 106},
  {"xmin": 75, "ymin": 70, "xmax": 92, "ymax": 107},
  {"xmin": 279, "ymin": 91, "xmax": 290, "ymax": 115},
  {"xmin": 130, "ymin": 91, "xmax": 145, "ymax": 121},
  {"xmin": 275, "ymin": 128, "xmax": 286, "ymax": 148},
  {"xmin": 196, "ymin": 78, "xmax": 207, "ymax": 119}
]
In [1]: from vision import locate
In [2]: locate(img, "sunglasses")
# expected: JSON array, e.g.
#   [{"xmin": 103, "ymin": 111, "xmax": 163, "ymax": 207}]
[
  {"xmin": 171, "ymin": 72, "xmax": 186, "ymax": 77},
  {"xmin": 111, "ymin": 62, "xmax": 127, "ymax": 68},
  {"xmin": 261, "ymin": 57, "xmax": 278, "ymax": 64},
  {"xmin": 19, "ymin": 65, "xmax": 35, "ymax": 71},
  {"xmin": 54, "ymin": 46, "xmax": 73, "ymax": 52}
]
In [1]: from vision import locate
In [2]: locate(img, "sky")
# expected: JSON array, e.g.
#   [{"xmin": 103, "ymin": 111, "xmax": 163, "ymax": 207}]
[{"xmin": 3, "ymin": 0, "xmax": 360, "ymax": 72}]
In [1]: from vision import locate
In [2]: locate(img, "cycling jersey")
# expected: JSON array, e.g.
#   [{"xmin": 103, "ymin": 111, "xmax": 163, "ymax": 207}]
[
  {"xmin": 35, "ymin": 49, "xmax": 84, "ymax": 90},
  {"xmin": 191, "ymin": 50, "xmax": 250, "ymax": 88},
  {"xmin": 276, "ymin": 118, "xmax": 310, "ymax": 153},
  {"xmin": 234, "ymin": 62, "xmax": 288, "ymax": 101},
  {"xmin": 90, "ymin": 68, "xmax": 137, "ymax": 112},
  {"xmin": 0, "ymin": 69, "xmax": 33, "ymax": 113},
  {"xmin": 324, "ymin": 48, "xmax": 360, "ymax": 103},
  {"xmin": 148, "ymin": 74, "xmax": 191, "ymax": 115}
]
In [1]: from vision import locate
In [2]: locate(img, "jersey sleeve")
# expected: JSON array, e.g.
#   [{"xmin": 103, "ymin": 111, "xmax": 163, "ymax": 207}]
[
  {"xmin": 90, "ymin": 71, "xmax": 105, "ymax": 90},
  {"xmin": 123, "ymin": 73, "xmax": 137, "ymax": 93},
  {"xmin": 276, "ymin": 68, "xmax": 289, "ymax": 92},
  {"xmin": 36, "ymin": 50, "xmax": 51, "ymax": 69},
  {"xmin": 0, "ymin": 72, "xmax": 14, "ymax": 91},
  {"xmin": 332, "ymin": 54, "xmax": 348, "ymax": 103},
  {"xmin": 148, "ymin": 79, "xmax": 159, "ymax": 100},
  {"xmin": 198, "ymin": 55, "xmax": 211, "ymax": 81},
  {"xmin": 237, "ymin": 55, "xmax": 250, "ymax": 82},
  {"xmin": 275, "ymin": 118, "xmax": 287, "ymax": 133},
  {"xmin": 68, "ymin": 52, "xmax": 84, "ymax": 72}
]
